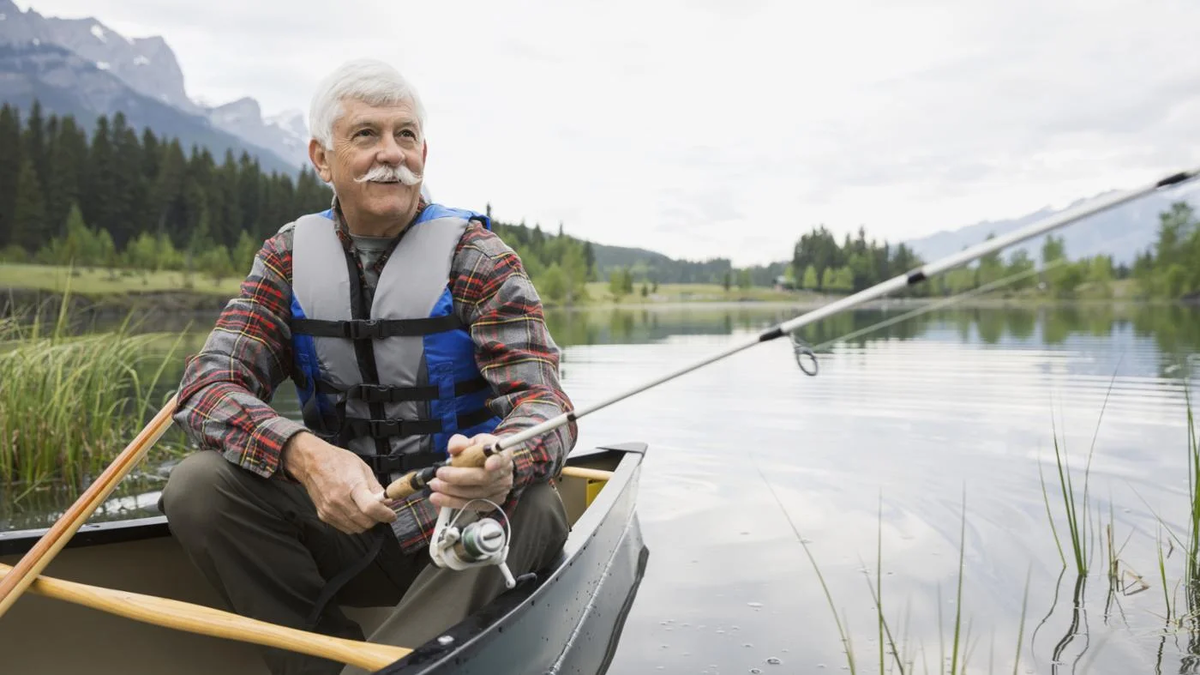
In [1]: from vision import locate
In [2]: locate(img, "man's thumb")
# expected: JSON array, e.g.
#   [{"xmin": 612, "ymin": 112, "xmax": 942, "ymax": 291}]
[{"xmin": 446, "ymin": 433, "xmax": 469, "ymax": 455}]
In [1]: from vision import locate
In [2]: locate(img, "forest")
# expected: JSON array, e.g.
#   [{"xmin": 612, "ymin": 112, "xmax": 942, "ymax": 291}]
[{"xmin": 2, "ymin": 100, "xmax": 1195, "ymax": 303}]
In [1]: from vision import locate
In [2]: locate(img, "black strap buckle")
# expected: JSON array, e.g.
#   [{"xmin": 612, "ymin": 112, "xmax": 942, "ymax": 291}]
[
  {"xmin": 368, "ymin": 419, "xmax": 403, "ymax": 437},
  {"xmin": 352, "ymin": 384, "xmax": 393, "ymax": 403},
  {"xmin": 365, "ymin": 452, "xmax": 443, "ymax": 474},
  {"xmin": 346, "ymin": 320, "xmax": 383, "ymax": 340}
]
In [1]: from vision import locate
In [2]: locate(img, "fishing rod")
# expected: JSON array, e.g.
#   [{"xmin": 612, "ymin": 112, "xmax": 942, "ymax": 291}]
[{"xmin": 380, "ymin": 165, "xmax": 1199, "ymax": 502}]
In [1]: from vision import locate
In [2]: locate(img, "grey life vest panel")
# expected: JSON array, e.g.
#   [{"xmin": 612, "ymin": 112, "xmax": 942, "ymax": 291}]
[{"xmin": 289, "ymin": 208, "xmax": 500, "ymax": 481}]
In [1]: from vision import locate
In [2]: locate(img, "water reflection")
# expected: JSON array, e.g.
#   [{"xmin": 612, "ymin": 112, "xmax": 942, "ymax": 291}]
[{"xmin": 3, "ymin": 301, "xmax": 1200, "ymax": 673}]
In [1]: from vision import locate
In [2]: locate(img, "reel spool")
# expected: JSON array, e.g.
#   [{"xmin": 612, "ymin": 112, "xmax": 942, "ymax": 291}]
[{"xmin": 429, "ymin": 501, "xmax": 517, "ymax": 589}]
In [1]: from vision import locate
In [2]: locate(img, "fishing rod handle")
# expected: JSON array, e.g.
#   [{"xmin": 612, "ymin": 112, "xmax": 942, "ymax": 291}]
[{"xmin": 381, "ymin": 443, "xmax": 497, "ymax": 501}]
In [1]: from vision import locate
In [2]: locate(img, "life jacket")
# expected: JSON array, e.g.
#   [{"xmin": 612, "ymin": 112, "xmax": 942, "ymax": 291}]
[{"xmin": 287, "ymin": 204, "xmax": 501, "ymax": 481}]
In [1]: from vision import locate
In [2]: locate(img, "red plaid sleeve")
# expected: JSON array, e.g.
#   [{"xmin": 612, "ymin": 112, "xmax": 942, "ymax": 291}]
[
  {"xmin": 451, "ymin": 223, "xmax": 577, "ymax": 503},
  {"xmin": 171, "ymin": 230, "xmax": 307, "ymax": 477}
]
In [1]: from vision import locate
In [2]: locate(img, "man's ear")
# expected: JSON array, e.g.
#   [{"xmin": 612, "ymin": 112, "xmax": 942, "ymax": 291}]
[
  {"xmin": 422, "ymin": 141, "xmax": 428, "ymax": 163},
  {"xmin": 309, "ymin": 139, "xmax": 333, "ymax": 183}
]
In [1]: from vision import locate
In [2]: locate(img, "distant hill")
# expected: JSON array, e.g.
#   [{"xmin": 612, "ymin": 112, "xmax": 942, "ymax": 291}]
[
  {"xmin": 904, "ymin": 181, "xmax": 1200, "ymax": 266},
  {"xmin": 589, "ymin": 240, "xmax": 733, "ymax": 284}
]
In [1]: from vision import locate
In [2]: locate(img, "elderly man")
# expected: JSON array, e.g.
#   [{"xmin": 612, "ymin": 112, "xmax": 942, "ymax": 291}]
[{"xmin": 159, "ymin": 58, "xmax": 575, "ymax": 675}]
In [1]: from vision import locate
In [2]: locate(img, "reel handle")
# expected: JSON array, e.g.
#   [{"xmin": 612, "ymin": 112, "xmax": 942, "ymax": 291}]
[{"xmin": 380, "ymin": 443, "xmax": 497, "ymax": 501}]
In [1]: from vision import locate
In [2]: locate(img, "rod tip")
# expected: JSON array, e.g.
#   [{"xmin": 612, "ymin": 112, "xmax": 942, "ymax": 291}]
[{"xmin": 1156, "ymin": 170, "xmax": 1197, "ymax": 188}]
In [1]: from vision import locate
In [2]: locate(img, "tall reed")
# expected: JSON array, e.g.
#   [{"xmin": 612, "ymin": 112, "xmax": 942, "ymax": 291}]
[{"xmin": 0, "ymin": 293, "xmax": 186, "ymax": 493}]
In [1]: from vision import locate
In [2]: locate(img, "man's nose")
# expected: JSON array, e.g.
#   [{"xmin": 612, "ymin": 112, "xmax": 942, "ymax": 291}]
[{"xmin": 376, "ymin": 133, "xmax": 404, "ymax": 164}]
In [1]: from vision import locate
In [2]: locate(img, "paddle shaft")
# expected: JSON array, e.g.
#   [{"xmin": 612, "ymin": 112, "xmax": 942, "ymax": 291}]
[
  {"xmin": 0, "ymin": 394, "xmax": 179, "ymax": 620},
  {"xmin": 379, "ymin": 167, "xmax": 1198, "ymax": 502},
  {"xmin": 0, "ymin": 563, "xmax": 410, "ymax": 671}
]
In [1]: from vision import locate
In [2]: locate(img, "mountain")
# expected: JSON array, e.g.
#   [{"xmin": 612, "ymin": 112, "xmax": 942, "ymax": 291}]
[
  {"xmin": 0, "ymin": 0, "xmax": 305, "ymax": 172},
  {"xmin": 904, "ymin": 181, "xmax": 1200, "ymax": 266},
  {"xmin": 204, "ymin": 97, "xmax": 309, "ymax": 168},
  {"xmin": 0, "ymin": 1, "xmax": 197, "ymax": 115},
  {"xmin": 0, "ymin": 42, "xmax": 295, "ymax": 176}
]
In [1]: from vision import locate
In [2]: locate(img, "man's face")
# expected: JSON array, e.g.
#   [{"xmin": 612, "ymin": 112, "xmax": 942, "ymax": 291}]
[{"xmin": 310, "ymin": 97, "xmax": 427, "ymax": 229}]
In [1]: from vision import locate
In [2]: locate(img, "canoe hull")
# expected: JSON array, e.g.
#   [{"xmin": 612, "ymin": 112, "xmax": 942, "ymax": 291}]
[{"xmin": 0, "ymin": 443, "xmax": 649, "ymax": 675}]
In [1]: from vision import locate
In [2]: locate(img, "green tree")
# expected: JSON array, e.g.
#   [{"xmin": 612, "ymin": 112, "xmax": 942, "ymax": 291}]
[
  {"xmin": 0, "ymin": 104, "xmax": 21, "ymax": 245},
  {"xmin": 802, "ymin": 264, "xmax": 818, "ymax": 290},
  {"xmin": 737, "ymin": 269, "xmax": 751, "ymax": 289},
  {"xmin": 82, "ymin": 116, "xmax": 120, "ymax": 241},
  {"xmin": 608, "ymin": 267, "xmax": 628, "ymax": 301},
  {"xmin": 44, "ymin": 115, "xmax": 88, "ymax": 237},
  {"xmin": 722, "ymin": 270, "xmax": 732, "ymax": 292},
  {"xmin": 1006, "ymin": 249, "xmax": 1035, "ymax": 291},
  {"xmin": 821, "ymin": 267, "xmax": 836, "ymax": 290},
  {"xmin": 61, "ymin": 203, "xmax": 100, "ymax": 266},
  {"xmin": 202, "ymin": 244, "xmax": 235, "ymax": 286},
  {"xmin": 11, "ymin": 159, "xmax": 46, "ymax": 252},
  {"xmin": 833, "ymin": 266, "xmax": 854, "ymax": 291},
  {"xmin": 126, "ymin": 232, "xmax": 160, "ymax": 276},
  {"xmin": 539, "ymin": 263, "xmax": 568, "ymax": 304},
  {"xmin": 233, "ymin": 230, "xmax": 260, "ymax": 277},
  {"xmin": 22, "ymin": 100, "xmax": 47, "ymax": 190},
  {"xmin": 1086, "ymin": 255, "xmax": 1113, "ymax": 298}
]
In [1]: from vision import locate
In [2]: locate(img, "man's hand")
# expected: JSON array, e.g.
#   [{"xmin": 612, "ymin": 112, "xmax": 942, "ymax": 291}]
[
  {"xmin": 283, "ymin": 432, "xmax": 397, "ymax": 535},
  {"xmin": 429, "ymin": 433, "xmax": 514, "ymax": 511}
]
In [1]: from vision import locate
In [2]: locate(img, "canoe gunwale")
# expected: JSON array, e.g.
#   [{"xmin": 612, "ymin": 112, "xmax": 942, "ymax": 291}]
[
  {"xmin": 0, "ymin": 442, "xmax": 650, "ymax": 675},
  {"xmin": 375, "ymin": 441, "xmax": 649, "ymax": 674}
]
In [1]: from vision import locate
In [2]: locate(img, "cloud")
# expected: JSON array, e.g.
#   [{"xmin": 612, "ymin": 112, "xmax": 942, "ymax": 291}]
[{"xmin": 17, "ymin": 0, "xmax": 1200, "ymax": 266}]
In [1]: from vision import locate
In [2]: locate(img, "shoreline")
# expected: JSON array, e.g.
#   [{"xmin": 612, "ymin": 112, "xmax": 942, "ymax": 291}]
[{"xmin": 3, "ymin": 285, "xmax": 1195, "ymax": 320}]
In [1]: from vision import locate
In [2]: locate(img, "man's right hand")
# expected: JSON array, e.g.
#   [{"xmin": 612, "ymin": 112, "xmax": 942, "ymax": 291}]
[{"xmin": 282, "ymin": 432, "xmax": 397, "ymax": 535}]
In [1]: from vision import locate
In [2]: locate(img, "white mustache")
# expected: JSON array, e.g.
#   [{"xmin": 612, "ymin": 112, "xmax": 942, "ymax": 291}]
[{"xmin": 354, "ymin": 163, "xmax": 422, "ymax": 185}]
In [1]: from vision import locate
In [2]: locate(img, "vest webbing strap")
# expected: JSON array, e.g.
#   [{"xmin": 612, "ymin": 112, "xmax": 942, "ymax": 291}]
[
  {"xmin": 291, "ymin": 314, "xmax": 464, "ymax": 340},
  {"xmin": 315, "ymin": 375, "xmax": 490, "ymax": 403},
  {"xmin": 361, "ymin": 451, "xmax": 444, "ymax": 475},
  {"xmin": 342, "ymin": 407, "xmax": 496, "ymax": 440}
]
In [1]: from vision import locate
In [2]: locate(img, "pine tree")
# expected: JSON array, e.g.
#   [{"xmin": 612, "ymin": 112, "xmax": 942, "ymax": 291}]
[
  {"xmin": 11, "ymin": 159, "xmax": 47, "ymax": 252},
  {"xmin": 22, "ymin": 100, "xmax": 48, "ymax": 190},
  {"xmin": 83, "ymin": 115, "xmax": 120, "ymax": 241},
  {"xmin": 238, "ymin": 152, "xmax": 261, "ymax": 235},
  {"xmin": 147, "ymin": 139, "xmax": 186, "ymax": 241},
  {"xmin": 0, "ymin": 104, "xmax": 22, "ymax": 245},
  {"xmin": 45, "ymin": 115, "xmax": 88, "ymax": 237},
  {"xmin": 110, "ymin": 112, "xmax": 146, "ymax": 245}
]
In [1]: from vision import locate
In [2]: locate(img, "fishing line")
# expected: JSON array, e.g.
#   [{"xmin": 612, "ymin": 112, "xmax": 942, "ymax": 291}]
[
  {"xmin": 380, "ymin": 167, "xmax": 1199, "ymax": 502},
  {"xmin": 786, "ymin": 221, "xmax": 1159, "ymax": 369},
  {"xmin": 750, "ymin": 190, "xmax": 1184, "ymax": 641}
]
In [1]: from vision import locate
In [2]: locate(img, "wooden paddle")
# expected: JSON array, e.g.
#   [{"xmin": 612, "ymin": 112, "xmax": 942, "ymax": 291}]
[
  {"xmin": 0, "ymin": 562, "xmax": 411, "ymax": 671},
  {"xmin": 0, "ymin": 394, "xmax": 179, "ymax": 620}
]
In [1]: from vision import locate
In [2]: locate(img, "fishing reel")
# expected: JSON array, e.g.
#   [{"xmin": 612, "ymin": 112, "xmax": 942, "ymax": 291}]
[{"xmin": 429, "ymin": 501, "xmax": 517, "ymax": 589}]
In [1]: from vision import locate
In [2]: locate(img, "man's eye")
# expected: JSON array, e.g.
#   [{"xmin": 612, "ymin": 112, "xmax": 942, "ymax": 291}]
[
  {"xmin": 355, "ymin": 129, "xmax": 374, "ymax": 138},
  {"xmin": 400, "ymin": 130, "xmax": 416, "ymax": 139}
]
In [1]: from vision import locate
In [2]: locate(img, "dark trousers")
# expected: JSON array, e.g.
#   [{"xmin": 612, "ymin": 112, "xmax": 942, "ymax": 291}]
[{"xmin": 158, "ymin": 451, "xmax": 569, "ymax": 675}]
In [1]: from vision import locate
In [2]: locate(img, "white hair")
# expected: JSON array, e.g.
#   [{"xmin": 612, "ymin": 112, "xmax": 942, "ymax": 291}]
[{"xmin": 308, "ymin": 58, "xmax": 427, "ymax": 150}]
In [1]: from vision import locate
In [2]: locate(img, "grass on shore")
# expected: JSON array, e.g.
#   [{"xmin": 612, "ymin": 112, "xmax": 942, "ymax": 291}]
[
  {"xmin": 0, "ymin": 263, "xmax": 242, "ymax": 298},
  {"xmin": 583, "ymin": 281, "xmax": 822, "ymax": 305},
  {"xmin": 0, "ymin": 288, "xmax": 189, "ymax": 494}
]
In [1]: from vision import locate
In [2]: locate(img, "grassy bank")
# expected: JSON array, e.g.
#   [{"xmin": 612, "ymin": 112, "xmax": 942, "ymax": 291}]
[
  {"xmin": 0, "ymin": 300, "xmax": 189, "ymax": 496},
  {"xmin": 0, "ymin": 263, "xmax": 242, "ymax": 298}
]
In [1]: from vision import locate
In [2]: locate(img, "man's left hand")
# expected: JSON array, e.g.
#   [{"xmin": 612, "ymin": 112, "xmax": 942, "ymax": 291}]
[{"xmin": 429, "ymin": 433, "xmax": 514, "ymax": 510}]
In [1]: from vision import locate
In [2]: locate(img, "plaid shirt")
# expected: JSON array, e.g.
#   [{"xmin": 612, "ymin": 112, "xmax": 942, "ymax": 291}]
[{"xmin": 172, "ymin": 197, "xmax": 576, "ymax": 553}]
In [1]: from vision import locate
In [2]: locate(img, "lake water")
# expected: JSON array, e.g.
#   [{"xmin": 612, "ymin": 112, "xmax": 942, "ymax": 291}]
[{"xmin": 5, "ymin": 302, "xmax": 1200, "ymax": 674}]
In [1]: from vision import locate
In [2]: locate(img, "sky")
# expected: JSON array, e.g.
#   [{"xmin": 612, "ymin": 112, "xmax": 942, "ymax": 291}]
[{"xmin": 14, "ymin": 0, "xmax": 1200, "ymax": 265}]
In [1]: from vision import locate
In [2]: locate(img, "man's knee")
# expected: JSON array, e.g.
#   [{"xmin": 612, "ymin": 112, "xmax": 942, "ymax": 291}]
[
  {"xmin": 508, "ymin": 481, "xmax": 569, "ymax": 568},
  {"xmin": 159, "ymin": 451, "xmax": 249, "ymax": 544}
]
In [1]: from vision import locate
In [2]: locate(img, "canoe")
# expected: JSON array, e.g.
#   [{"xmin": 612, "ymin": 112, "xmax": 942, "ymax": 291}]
[{"xmin": 0, "ymin": 442, "xmax": 650, "ymax": 675}]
